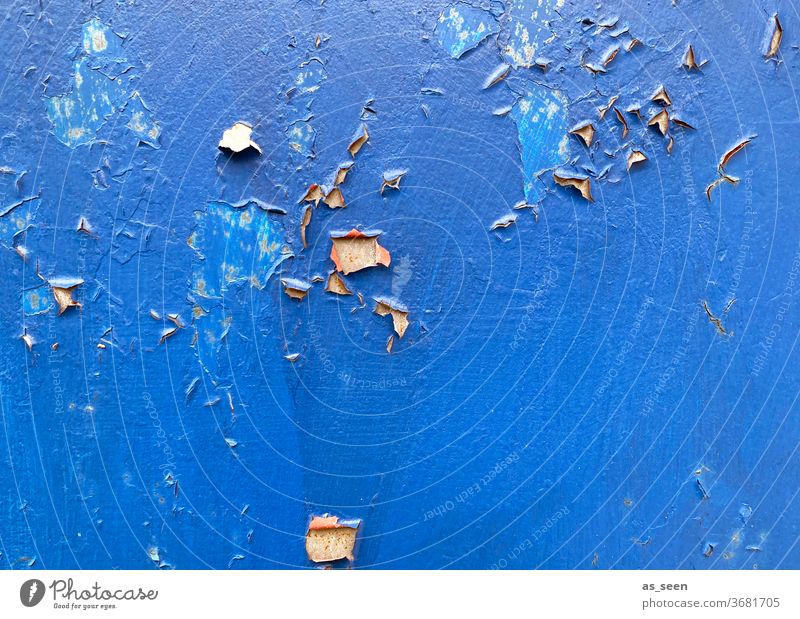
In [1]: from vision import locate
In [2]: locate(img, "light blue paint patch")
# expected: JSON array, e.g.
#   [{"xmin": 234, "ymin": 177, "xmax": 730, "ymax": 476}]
[
  {"xmin": 22, "ymin": 286, "xmax": 53, "ymax": 316},
  {"xmin": 0, "ymin": 196, "xmax": 39, "ymax": 243},
  {"xmin": 436, "ymin": 3, "xmax": 499, "ymax": 59},
  {"xmin": 510, "ymin": 87, "xmax": 569, "ymax": 203},
  {"xmin": 502, "ymin": 0, "xmax": 560, "ymax": 67},
  {"xmin": 81, "ymin": 18, "xmax": 125, "ymax": 59},
  {"xmin": 188, "ymin": 201, "xmax": 291, "ymax": 377},
  {"xmin": 125, "ymin": 92, "xmax": 161, "ymax": 148},
  {"xmin": 46, "ymin": 19, "xmax": 156, "ymax": 147},
  {"xmin": 286, "ymin": 119, "xmax": 315, "ymax": 159},
  {"xmin": 291, "ymin": 58, "xmax": 327, "ymax": 96}
]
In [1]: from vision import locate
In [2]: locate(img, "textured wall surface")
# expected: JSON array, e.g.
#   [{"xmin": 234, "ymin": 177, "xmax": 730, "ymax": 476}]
[{"xmin": 0, "ymin": 0, "xmax": 798, "ymax": 569}]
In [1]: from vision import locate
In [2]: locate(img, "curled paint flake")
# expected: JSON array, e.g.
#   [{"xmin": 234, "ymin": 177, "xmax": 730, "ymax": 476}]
[
  {"xmin": 436, "ymin": 3, "xmax": 499, "ymax": 59},
  {"xmin": 374, "ymin": 299, "xmax": 409, "ymax": 338},
  {"xmin": 48, "ymin": 277, "xmax": 84, "ymax": 314}
]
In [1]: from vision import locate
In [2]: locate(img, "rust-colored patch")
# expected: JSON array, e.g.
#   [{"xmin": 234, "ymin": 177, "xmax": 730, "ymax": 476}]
[
  {"xmin": 330, "ymin": 229, "xmax": 391, "ymax": 275},
  {"xmin": 305, "ymin": 515, "xmax": 360, "ymax": 563}
]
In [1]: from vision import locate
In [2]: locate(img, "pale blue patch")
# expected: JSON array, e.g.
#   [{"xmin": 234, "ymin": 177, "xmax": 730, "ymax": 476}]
[
  {"xmin": 46, "ymin": 19, "xmax": 158, "ymax": 148},
  {"xmin": 436, "ymin": 3, "xmax": 499, "ymax": 59},
  {"xmin": 0, "ymin": 192, "xmax": 39, "ymax": 243},
  {"xmin": 125, "ymin": 92, "xmax": 161, "ymax": 148},
  {"xmin": 511, "ymin": 87, "xmax": 570, "ymax": 203},
  {"xmin": 22, "ymin": 286, "xmax": 53, "ymax": 316},
  {"xmin": 188, "ymin": 201, "xmax": 291, "ymax": 377},
  {"xmin": 502, "ymin": 0, "xmax": 560, "ymax": 67},
  {"xmin": 291, "ymin": 59, "xmax": 327, "ymax": 96},
  {"xmin": 286, "ymin": 119, "xmax": 315, "ymax": 159}
]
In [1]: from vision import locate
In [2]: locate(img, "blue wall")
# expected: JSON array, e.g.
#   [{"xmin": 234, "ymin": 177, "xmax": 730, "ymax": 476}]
[{"xmin": 0, "ymin": 0, "xmax": 798, "ymax": 569}]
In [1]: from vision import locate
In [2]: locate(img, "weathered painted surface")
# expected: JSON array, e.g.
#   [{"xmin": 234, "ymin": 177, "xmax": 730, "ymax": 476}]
[{"xmin": 0, "ymin": 0, "xmax": 798, "ymax": 569}]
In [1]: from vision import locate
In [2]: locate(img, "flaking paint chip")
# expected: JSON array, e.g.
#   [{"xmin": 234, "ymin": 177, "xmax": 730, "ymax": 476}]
[
  {"xmin": 672, "ymin": 117, "xmax": 695, "ymax": 130},
  {"xmin": 348, "ymin": 124, "xmax": 370, "ymax": 157},
  {"xmin": 598, "ymin": 95, "xmax": 619, "ymax": 119},
  {"xmin": 218, "ymin": 122, "xmax": 261, "ymax": 154},
  {"xmin": 651, "ymin": 85, "xmax": 672, "ymax": 106},
  {"xmin": 483, "ymin": 63, "xmax": 511, "ymax": 89},
  {"xmin": 683, "ymin": 45, "xmax": 703, "ymax": 70},
  {"xmin": 602, "ymin": 46, "xmax": 620, "ymax": 67},
  {"xmin": 49, "ymin": 277, "xmax": 83, "ymax": 315},
  {"xmin": 490, "ymin": 214, "xmax": 517, "ymax": 230},
  {"xmin": 282, "ymin": 278, "xmax": 311, "ymax": 300},
  {"xmin": 330, "ymin": 229, "xmax": 391, "ymax": 275},
  {"xmin": 374, "ymin": 299, "xmax": 409, "ymax": 338},
  {"xmin": 765, "ymin": 14, "xmax": 782, "ymax": 59},
  {"xmin": 300, "ymin": 205, "xmax": 313, "ymax": 249},
  {"xmin": 719, "ymin": 137, "xmax": 753, "ymax": 172},
  {"xmin": 300, "ymin": 183, "xmax": 324, "ymax": 207},
  {"xmin": 627, "ymin": 150, "xmax": 647, "ymax": 170},
  {"xmin": 553, "ymin": 172, "xmax": 593, "ymax": 202},
  {"xmin": 647, "ymin": 109, "xmax": 669, "ymax": 135},
  {"xmin": 305, "ymin": 515, "xmax": 360, "ymax": 563},
  {"xmin": 323, "ymin": 187, "xmax": 346, "ymax": 208},
  {"xmin": 325, "ymin": 272, "xmax": 352, "ymax": 295},
  {"xmin": 569, "ymin": 122, "xmax": 595, "ymax": 147},
  {"xmin": 380, "ymin": 169, "xmax": 407, "ymax": 194},
  {"xmin": 334, "ymin": 162, "xmax": 354, "ymax": 185},
  {"xmin": 613, "ymin": 107, "xmax": 628, "ymax": 138}
]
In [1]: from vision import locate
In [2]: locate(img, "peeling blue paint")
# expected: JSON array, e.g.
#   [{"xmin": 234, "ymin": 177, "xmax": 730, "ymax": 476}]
[
  {"xmin": 436, "ymin": 3, "xmax": 499, "ymax": 59},
  {"xmin": 1, "ymin": 0, "xmax": 799, "ymax": 572},
  {"xmin": 511, "ymin": 88, "xmax": 569, "ymax": 203},
  {"xmin": 46, "ymin": 19, "xmax": 157, "ymax": 148},
  {"xmin": 502, "ymin": 0, "xmax": 561, "ymax": 67},
  {"xmin": 188, "ymin": 200, "xmax": 290, "ymax": 378}
]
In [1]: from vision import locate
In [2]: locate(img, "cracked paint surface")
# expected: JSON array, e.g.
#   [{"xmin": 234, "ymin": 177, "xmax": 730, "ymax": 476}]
[{"xmin": 0, "ymin": 0, "xmax": 798, "ymax": 570}]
